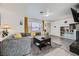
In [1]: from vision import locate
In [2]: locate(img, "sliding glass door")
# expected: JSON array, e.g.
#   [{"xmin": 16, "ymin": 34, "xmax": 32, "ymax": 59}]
[{"xmin": 28, "ymin": 22, "xmax": 42, "ymax": 32}]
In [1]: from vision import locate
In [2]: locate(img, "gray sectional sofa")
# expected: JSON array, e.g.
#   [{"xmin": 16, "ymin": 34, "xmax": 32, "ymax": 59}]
[{"xmin": 0, "ymin": 33, "xmax": 32, "ymax": 56}]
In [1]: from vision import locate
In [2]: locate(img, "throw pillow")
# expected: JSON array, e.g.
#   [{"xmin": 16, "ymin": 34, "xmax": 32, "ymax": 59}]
[{"xmin": 14, "ymin": 33, "xmax": 22, "ymax": 39}]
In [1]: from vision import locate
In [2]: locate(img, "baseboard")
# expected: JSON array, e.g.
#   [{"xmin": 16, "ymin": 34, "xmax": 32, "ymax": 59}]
[
  {"xmin": 50, "ymin": 35, "xmax": 61, "ymax": 38},
  {"xmin": 50, "ymin": 35, "xmax": 75, "ymax": 40}
]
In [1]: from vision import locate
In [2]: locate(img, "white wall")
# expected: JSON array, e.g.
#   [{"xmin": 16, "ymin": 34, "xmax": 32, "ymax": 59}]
[
  {"xmin": 51, "ymin": 16, "xmax": 74, "ymax": 37},
  {"xmin": 0, "ymin": 7, "xmax": 43, "ymax": 34},
  {"xmin": 0, "ymin": 7, "xmax": 24, "ymax": 34}
]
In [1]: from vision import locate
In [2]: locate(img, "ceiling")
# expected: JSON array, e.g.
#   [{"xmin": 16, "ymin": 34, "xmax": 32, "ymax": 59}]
[{"xmin": 0, "ymin": 3, "xmax": 77, "ymax": 22}]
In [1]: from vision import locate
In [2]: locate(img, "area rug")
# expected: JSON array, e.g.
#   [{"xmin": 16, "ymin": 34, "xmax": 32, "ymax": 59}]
[{"xmin": 31, "ymin": 42, "xmax": 61, "ymax": 56}]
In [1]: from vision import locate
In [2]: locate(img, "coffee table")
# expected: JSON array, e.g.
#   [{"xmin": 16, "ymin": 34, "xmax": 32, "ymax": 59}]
[{"xmin": 33, "ymin": 36, "xmax": 51, "ymax": 50}]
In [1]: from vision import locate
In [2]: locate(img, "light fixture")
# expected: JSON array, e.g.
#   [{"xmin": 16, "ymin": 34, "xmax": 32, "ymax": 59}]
[
  {"xmin": 44, "ymin": 11, "xmax": 49, "ymax": 17},
  {"xmin": 44, "ymin": 14, "xmax": 49, "ymax": 17},
  {"xmin": 40, "ymin": 11, "xmax": 44, "ymax": 14},
  {"xmin": 40, "ymin": 11, "xmax": 44, "ymax": 17},
  {"xmin": 40, "ymin": 11, "xmax": 50, "ymax": 17}
]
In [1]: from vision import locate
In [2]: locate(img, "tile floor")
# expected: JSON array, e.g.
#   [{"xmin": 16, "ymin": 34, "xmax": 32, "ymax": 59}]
[{"xmin": 44, "ymin": 36, "xmax": 77, "ymax": 56}]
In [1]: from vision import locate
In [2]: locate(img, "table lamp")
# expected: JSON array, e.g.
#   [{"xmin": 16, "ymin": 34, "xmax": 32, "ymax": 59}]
[{"xmin": 0, "ymin": 24, "xmax": 11, "ymax": 37}]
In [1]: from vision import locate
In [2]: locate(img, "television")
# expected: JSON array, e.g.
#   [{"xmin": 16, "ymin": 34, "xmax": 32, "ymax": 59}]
[{"xmin": 71, "ymin": 8, "xmax": 79, "ymax": 22}]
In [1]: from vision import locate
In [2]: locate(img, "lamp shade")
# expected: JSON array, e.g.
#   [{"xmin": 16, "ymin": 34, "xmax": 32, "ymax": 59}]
[{"xmin": 0, "ymin": 24, "xmax": 11, "ymax": 29}]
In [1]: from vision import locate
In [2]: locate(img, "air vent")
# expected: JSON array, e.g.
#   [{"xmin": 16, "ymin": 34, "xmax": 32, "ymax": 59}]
[{"xmin": 40, "ymin": 11, "xmax": 44, "ymax": 14}]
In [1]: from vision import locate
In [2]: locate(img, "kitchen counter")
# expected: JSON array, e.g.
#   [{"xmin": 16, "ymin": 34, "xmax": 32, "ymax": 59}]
[{"xmin": 61, "ymin": 31, "xmax": 76, "ymax": 40}]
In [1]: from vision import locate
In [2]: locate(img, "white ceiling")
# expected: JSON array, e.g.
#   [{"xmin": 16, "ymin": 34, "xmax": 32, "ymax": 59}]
[{"xmin": 0, "ymin": 3, "xmax": 77, "ymax": 21}]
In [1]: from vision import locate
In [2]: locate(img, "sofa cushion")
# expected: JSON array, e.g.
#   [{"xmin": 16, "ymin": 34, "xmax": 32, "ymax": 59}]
[
  {"xmin": 36, "ymin": 32, "xmax": 41, "ymax": 36},
  {"xmin": 21, "ymin": 33, "xmax": 30, "ymax": 37}
]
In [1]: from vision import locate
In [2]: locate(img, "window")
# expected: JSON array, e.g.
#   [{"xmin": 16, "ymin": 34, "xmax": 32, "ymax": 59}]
[{"xmin": 28, "ymin": 22, "xmax": 42, "ymax": 32}]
